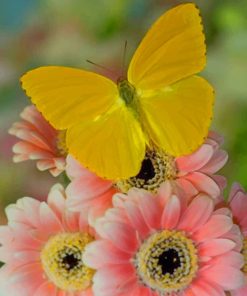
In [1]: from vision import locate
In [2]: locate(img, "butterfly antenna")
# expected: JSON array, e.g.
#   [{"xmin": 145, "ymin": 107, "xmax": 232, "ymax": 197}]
[
  {"xmin": 121, "ymin": 40, "xmax": 128, "ymax": 78},
  {"xmin": 86, "ymin": 59, "xmax": 116, "ymax": 76}
]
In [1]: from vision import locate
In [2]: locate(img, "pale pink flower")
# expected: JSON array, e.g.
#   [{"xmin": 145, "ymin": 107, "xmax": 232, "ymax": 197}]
[
  {"xmin": 228, "ymin": 183, "xmax": 247, "ymax": 296},
  {"xmin": 0, "ymin": 184, "xmax": 95, "ymax": 296},
  {"xmin": 9, "ymin": 105, "xmax": 66, "ymax": 176},
  {"xmin": 175, "ymin": 131, "xmax": 228, "ymax": 199},
  {"xmin": 66, "ymin": 132, "xmax": 227, "ymax": 219},
  {"xmin": 84, "ymin": 188, "xmax": 244, "ymax": 296},
  {"xmin": 66, "ymin": 155, "xmax": 117, "ymax": 225}
]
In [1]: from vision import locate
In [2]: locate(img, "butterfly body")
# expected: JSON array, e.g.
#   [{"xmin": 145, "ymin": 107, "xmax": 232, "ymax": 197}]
[
  {"xmin": 117, "ymin": 79, "xmax": 136, "ymax": 106},
  {"xmin": 21, "ymin": 4, "xmax": 214, "ymax": 180}
]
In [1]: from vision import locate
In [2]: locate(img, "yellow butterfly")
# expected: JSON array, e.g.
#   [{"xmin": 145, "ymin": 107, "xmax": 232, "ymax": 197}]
[{"xmin": 21, "ymin": 3, "xmax": 214, "ymax": 180}]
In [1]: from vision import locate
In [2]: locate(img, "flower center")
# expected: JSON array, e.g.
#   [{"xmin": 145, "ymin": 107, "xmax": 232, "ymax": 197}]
[
  {"xmin": 242, "ymin": 238, "xmax": 247, "ymax": 274},
  {"xmin": 135, "ymin": 230, "xmax": 198, "ymax": 294},
  {"xmin": 116, "ymin": 149, "xmax": 177, "ymax": 193},
  {"xmin": 56, "ymin": 130, "xmax": 68, "ymax": 156},
  {"xmin": 41, "ymin": 232, "xmax": 94, "ymax": 292}
]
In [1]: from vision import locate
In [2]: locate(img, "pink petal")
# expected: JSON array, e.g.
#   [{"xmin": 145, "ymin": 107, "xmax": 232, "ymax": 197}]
[
  {"xmin": 0, "ymin": 226, "xmax": 14, "ymax": 245},
  {"xmin": 7, "ymin": 263, "xmax": 44, "ymax": 296},
  {"xmin": 211, "ymin": 175, "xmax": 227, "ymax": 191},
  {"xmin": 139, "ymin": 194, "xmax": 162, "ymax": 230},
  {"xmin": 193, "ymin": 215, "xmax": 233, "ymax": 242},
  {"xmin": 47, "ymin": 184, "xmax": 66, "ymax": 220},
  {"xmin": 185, "ymin": 172, "xmax": 220, "ymax": 198},
  {"xmin": 161, "ymin": 195, "xmax": 181, "ymax": 229},
  {"xmin": 36, "ymin": 159, "xmax": 55, "ymax": 171},
  {"xmin": 178, "ymin": 194, "xmax": 213, "ymax": 232},
  {"xmin": 100, "ymin": 221, "xmax": 138, "ymax": 253},
  {"xmin": 132, "ymin": 285, "xmax": 156, "ymax": 296},
  {"xmin": 13, "ymin": 129, "xmax": 53, "ymax": 151},
  {"xmin": 39, "ymin": 202, "xmax": 64, "ymax": 234},
  {"xmin": 49, "ymin": 167, "xmax": 63, "ymax": 177},
  {"xmin": 230, "ymin": 191, "xmax": 247, "ymax": 224},
  {"xmin": 189, "ymin": 279, "xmax": 225, "ymax": 296},
  {"xmin": 199, "ymin": 238, "xmax": 236, "ymax": 257},
  {"xmin": 200, "ymin": 150, "xmax": 228, "ymax": 174},
  {"xmin": 229, "ymin": 183, "xmax": 245, "ymax": 202},
  {"xmin": 175, "ymin": 178, "xmax": 199, "ymax": 200},
  {"xmin": 123, "ymin": 200, "xmax": 150, "ymax": 239},
  {"xmin": 66, "ymin": 154, "xmax": 97, "ymax": 179},
  {"xmin": 64, "ymin": 210, "xmax": 80, "ymax": 232},
  {"xmin": 83, "ymin": 240, "xmax": 131, "ymax": 269},
  {"xmin": 9, "ymin": 227, "xmax": 43, "ymax": 250},
  {"xmin": 13, "ymin": 154, "xmax": 30, "ymax": 162},
  {"xmin": 209, "ymin": 251, "xmax": 244, "ymax": 269},
  {"xmin": 176, "ymin": 144, "xmax": 214, "ymax": 173},
  {"xmin": 158, "ymin": 181, "xmax": 173, "ymax": 204},
  {"xmin": 202, "ymin": 266, "xmax": 245, "ymax": 290},
  {"xmin": 93, "ymin": 265, "xmax": 137, "ymax": 296},
  {"xmin": 230, "ymin": 284, "xmax": 247, "ymax": 296},
  {"xmin": 66, "ymin": 177, "xmax": 113, "ymax": 209},
  {"xmin": 12, "ymin": 250, "xmax": 40, "ymax": 264},
  {"xmin": 208, "ymin": 131, "xmax": 224, "ymax": 146},
  {"xmin": 34, "ymin": 281, "xmax": 57, "ymax": 296}
]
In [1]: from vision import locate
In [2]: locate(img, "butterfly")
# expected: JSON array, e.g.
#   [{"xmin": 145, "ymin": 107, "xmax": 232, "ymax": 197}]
[{"xmin": 21, "ymin": 3, "xmax": 214, "ymax": 180}]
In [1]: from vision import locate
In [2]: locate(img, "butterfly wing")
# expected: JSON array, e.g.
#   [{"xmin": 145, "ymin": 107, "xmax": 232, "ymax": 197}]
[
  {"xmin": 21, "ymin": 66, "xmax": 118, "ymax": 129},
  {"xmin": 128, "ymin": 3, "xmax": 206, "ymax": 90},
  {"xmin": 66, "ymin": 103, "xmax": 146, "ymax": 180},
  {"xmin": 139, "ymin": 76, "xmax": 214, "ymax": 156},
  {"xmin": 128, "ymin": 3, "xmax": 213, "ymax": 156}
]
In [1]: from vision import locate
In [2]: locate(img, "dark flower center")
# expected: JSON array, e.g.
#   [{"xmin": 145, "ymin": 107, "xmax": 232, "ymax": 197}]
[
  {"xmin": 116, "ymin": 150, "xmax": 177, "ymax": 193},
  {"xmin": 158, "ymin": 248, "xmax": 181, "ymax": 275},
  {"xmin": 62, "ymin": 253, "xmax": 80, "ymax": 271},
  {"xmin": 136, "ymin": 158, "xmax": 155, "ymax": 182}
]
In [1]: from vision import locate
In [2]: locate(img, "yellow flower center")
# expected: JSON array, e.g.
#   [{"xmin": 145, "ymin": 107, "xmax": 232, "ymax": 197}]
[
  {"xmin": 135, "ymin": 230, "xmax": 198, "ymax": 294},
  {"xmin": 116, "ymin": 149, "xmax": 177, "ymax": 193},
  {"xmin": 41, "ymin": 232, "xmax": 94, "ymax": 292},
  {"xmin": 56, "ymin": 130, "xmax": 68, "ymax": 156},
  {"xmin": 242, "ymin": 238, "xmax": 247, "ymax": 274}
]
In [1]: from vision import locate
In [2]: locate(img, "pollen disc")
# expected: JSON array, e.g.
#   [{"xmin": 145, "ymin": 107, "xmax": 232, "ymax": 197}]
[{"xmin": 135, "ymin": 230, "xmax": 198, "ymax": 294}]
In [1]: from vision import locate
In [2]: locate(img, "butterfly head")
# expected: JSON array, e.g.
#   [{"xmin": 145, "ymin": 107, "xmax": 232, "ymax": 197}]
[{"xmin": 117, "ymin": 79, "xmax": 136, "ymax": 106}]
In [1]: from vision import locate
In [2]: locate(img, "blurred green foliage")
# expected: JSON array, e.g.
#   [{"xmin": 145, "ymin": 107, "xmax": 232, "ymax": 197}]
[{"xmin": 0, "ymin": 0, "xmax": 247, "ymax": 217}]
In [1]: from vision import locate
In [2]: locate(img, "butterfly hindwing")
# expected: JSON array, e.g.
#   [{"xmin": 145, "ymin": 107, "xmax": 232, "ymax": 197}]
[
  {"xmin": 128, "ymin": 3, "xmax": 206, "ymax": 90},
  {"xmin": 21, "ymin": 66, "xmax": 118, "ymax": 130},
  {"xmin": 66, "ymin": 103, "xmax": 146, "ymax": 179}
]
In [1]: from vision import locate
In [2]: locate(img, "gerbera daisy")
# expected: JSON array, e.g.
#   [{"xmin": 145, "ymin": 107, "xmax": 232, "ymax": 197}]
[
  {"xmin": 9, "ymin": 105, "xmax": 67, "ymax": 176},
  {"xmin": 116, "ymin": 131, "xmax": 227, "ymax": 199},
  {"xmin": 84, "ymin": 188, "xmax": 244, "ymax": 296},
  {"xmin": 0, "ymin": 184, "xmax": 95, "ymax": 295},
  {"xmin": 228, "ymin": 183, "xmax": 247, "ymax": 296},
  {"xmin": 66, "ymin": 132, "xmax": 227, "ymax": 218}
]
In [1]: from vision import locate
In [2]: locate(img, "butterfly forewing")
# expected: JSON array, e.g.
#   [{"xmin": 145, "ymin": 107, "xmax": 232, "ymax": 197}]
[
  {"xmin": 21, "ymin": 66, "xmax": 118, "ymax": 130},
  {"xmin": 128, "ymin": 3, "xmax": 206, "ymax": 90}
]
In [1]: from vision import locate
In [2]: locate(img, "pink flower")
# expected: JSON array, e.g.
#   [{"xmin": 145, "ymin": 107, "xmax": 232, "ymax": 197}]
[
  {"xmin": 0, "ymin": 184, "xmax": 95, "ymax": 296},
  {"xmin": 9, "ymin": 105, "xmax": 66, "ymax": 176},
  {"xmin": 66, "ymin": 155, "xmax": 117, "ymax": 225},
  {"xmin": 84, "ymin": 188, "xmax": 244, "ymax": 296},
  {"xmin": 175, "ymin": 131, "xmax": 228, "ymax": 200},
  {"xmin": 228, "ymin": 183, "xmax": 247, "ymax": 296},
  {"xmin": 66, "ymin": 132, "xmax": 227, "ymax": 218},
  {"xmin": 116, "ymin": 131, "xmax": 227, "ymax": 200}
]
